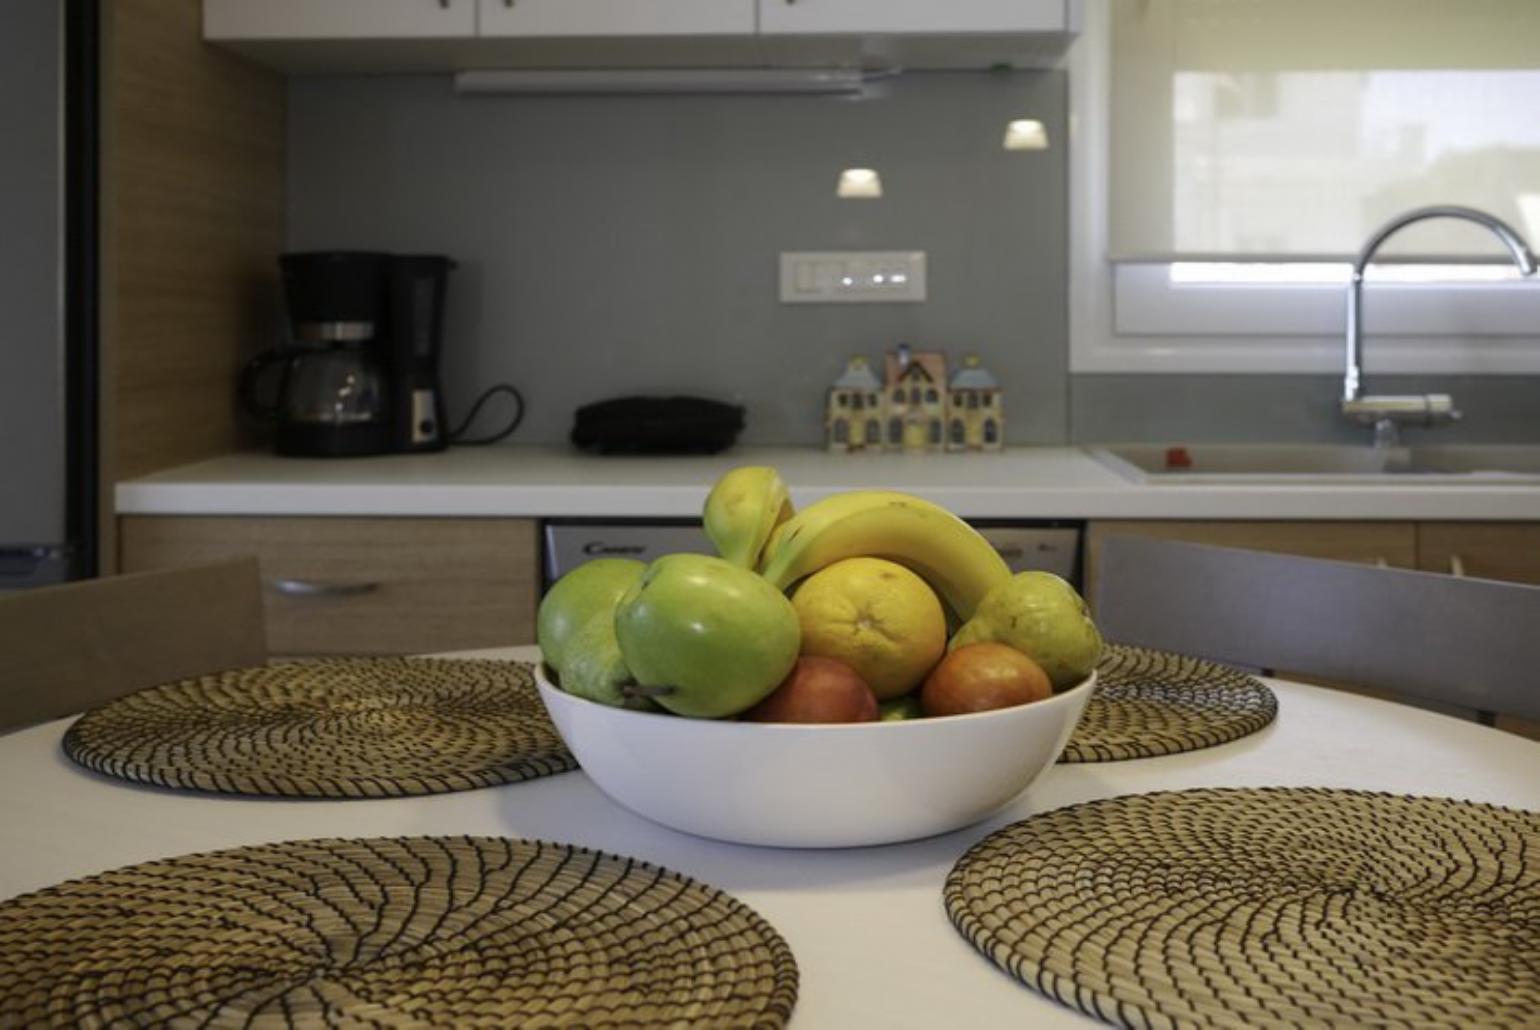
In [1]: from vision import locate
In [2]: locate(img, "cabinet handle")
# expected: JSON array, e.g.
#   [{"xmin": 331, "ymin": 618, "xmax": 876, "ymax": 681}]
[
  {"xmin": 1448, "ymin": 554, "xmax": 1467, "ymax": 578},
  {"xmin": 270, "ymin": 578, "xmax": 381, "ymax": 598}
]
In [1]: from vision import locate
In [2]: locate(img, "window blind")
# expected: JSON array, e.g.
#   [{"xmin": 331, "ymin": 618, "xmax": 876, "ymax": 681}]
[{"xmin": 1109, "ymin": 0, "xmax": 1540, "ymax": 261}]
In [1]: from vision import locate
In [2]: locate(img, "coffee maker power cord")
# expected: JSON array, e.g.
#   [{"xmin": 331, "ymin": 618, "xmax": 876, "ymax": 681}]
[{"xmin": 448, "ymin": 383, "xmax": 525, "ymax": 446}]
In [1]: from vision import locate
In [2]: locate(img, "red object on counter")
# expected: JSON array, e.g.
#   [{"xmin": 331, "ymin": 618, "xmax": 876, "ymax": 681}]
[{"xmin": 1165, "ymin": 446, "xmax": 1193, "ymax": 470}]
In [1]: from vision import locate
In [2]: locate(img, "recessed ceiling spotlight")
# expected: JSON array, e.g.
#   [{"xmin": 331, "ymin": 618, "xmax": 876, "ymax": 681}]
[
  {"xmin": 837, "ymin": 167, "xmax": 883, "ymax": 199},
  {"xmin": 1003, "ymin": 119, "xmax": 1049, "ymax": 151}
]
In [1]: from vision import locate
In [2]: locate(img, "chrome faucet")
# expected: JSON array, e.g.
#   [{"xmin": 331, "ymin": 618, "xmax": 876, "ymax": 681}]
[{"xmin": 1343, "ymin": 204, "xmax": 1538, "ymax": 444}]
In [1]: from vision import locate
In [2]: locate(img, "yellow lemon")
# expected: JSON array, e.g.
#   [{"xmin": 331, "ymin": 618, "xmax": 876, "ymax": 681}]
[{"xmin": 790, "ymin": 557, "xmax": 946, "ymax": 699}]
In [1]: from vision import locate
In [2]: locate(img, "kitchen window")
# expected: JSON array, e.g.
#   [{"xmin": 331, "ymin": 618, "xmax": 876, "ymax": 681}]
[{"xmin": 1071, "ymin": 0, "xmax": 1540, "ymax": 373}]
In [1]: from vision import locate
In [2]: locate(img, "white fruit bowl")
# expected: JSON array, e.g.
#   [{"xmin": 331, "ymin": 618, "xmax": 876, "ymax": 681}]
[{"xmin": 534, "ymin": 663, "xmax": 1097, "ymax": 849}]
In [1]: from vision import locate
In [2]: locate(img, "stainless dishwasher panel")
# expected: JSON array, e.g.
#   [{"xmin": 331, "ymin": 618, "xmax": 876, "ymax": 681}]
[
  {"xmin": 972, "ymin": 525, "xmax": 1082, "ymax": 585},
  {"xmin": 544, "ymin": 522, "xmax": 712, "ymax": 584},
  {"xmin": 544, "ymin": 520, "xmax": 1082, "ymax": 591}
]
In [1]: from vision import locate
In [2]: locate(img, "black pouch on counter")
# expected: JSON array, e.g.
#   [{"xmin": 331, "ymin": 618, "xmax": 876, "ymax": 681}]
[{"xmin": 570, "ymin": 396, "xmax": 746, "ymax": 455}]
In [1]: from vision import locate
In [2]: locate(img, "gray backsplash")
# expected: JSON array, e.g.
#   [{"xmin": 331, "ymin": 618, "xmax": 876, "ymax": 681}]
[
  {"xmin": 286, "ymin": 71, "xmax": 1539, "ymax": 448},
  {"xmin": 287, "ymin": 71, "xmax": 1068, "ymax": 446},
  {"xmin": 1073, "ymin": 375, "xmax": 1540, "ymax": 445}
]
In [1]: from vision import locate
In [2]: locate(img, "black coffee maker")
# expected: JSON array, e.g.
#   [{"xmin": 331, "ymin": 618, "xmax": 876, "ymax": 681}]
[{"xmin": 241, "ymin": 251, "xmax": 455, "ymax": 457}]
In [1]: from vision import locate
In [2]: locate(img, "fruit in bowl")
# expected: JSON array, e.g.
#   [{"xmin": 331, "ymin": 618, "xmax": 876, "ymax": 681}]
[
  {"xmin": 922, "ymin": 642, "xmax": 1054, "ymax": 717},
  {"xmin": 536, "ymin": 557, "xmax": 648, "ymax": 708},
  {"xmin": 742, "ymin": 656, "xmax": 879, "ymax": 724},
  {"xmin": 614, "ymin": 553, "xmax": 801, "ymax": 719},
  {"xmin": 949, "ymin": 571, "xmax": 1103, "ymax": 691},
  {"xmin": 532, "ymin": 464, "xmax": 1103, "ymax": 846},
  {"xmin": 790, "ymin": 557, "xmax": 946, "ymax": 700}
]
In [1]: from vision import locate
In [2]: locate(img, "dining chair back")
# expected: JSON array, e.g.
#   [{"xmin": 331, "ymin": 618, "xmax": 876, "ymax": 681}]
[
  {"xmin": 0, "ymin": 558, "xmax": 267, "ymax": 733},
  {"xmin": 1092, "ymin": 534, "xmax": 1540, "ymax": 724}
]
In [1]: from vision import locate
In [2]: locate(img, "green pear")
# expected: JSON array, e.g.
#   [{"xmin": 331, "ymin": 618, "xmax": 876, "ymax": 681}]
[
  {"xmin": 878, "ymin": 695, "xmax": 925, "ymax": 721},
  {"xmin": 537, "ymin": 558, "xmax": 646, "ymax": 674},
  {"xmin": 949, "ymin": 571, "xmax": 1102, "ymax": 690},
  {"xmin": 558, "ymin": 612, "xmax": 657, "ymax": 711},
  {"xmin": 702, "ymin": 465, "xmax": 794, "ymax": 568},
  {"xmin": 614, "ymin": 553, "xmax": 800, "ymax": 719}
]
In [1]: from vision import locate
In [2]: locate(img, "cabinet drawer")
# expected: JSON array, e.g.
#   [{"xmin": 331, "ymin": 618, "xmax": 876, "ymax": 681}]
[
  {"xmin": 120, "ymin": 516, "xmax": 537, "ymax": 656},
  {"xmin": 1417, "ymin": 522, "xmax": 1540, "ymax": 586},
  {"xmin": 758, "ymin": 0, "xmax": 1071, "ymax": 35},
  {"xmin": 204, "ymin": 0, "xmax": 477, "ymax": 41},
  {"xmin": 478, "ymin": 0, "xmax": 755, "ymax": 37}
]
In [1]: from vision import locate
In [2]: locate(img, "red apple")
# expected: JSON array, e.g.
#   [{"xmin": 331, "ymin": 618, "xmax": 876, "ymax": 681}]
[
  {"xmin": 921, "ymin": 642, "xmax": 1052, "ymax": 717},
  {"xmin": 744, "ymin": 656, "xmax": 879, "ymax": 724}
]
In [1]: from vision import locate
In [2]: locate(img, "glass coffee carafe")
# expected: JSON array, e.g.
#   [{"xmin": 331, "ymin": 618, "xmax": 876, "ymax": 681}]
[
  {"xmin": 242, "ymin": 251, "xmax": 396, "ymax": 457},
  {"xmin": 240, "ymin": 334, "xmax": 393, "ymax": 457}
]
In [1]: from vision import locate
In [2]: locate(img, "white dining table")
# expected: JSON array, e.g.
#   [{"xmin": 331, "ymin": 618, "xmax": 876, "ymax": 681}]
[{"xmin": 2, "ymin": 644, "xmax": 1537, "ymax": 1029}]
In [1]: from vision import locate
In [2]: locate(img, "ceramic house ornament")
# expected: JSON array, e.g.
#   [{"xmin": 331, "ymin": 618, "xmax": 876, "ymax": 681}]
[
  {"xmin": 947, "ymin": 354, "xmax": 1003, "ymax": 451},
  {"xmin": 883, "ymin": 344, "xmax": 947, "ymax": 453},
  {"xmin": 825, "ymin": 356, "xmax": 884, "ymax": 452}
]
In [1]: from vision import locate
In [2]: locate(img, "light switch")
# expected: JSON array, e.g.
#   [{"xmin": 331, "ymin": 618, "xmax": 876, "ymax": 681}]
[{"xmin": 779, "ymin": 251, "xmax": 927, "ymax": 304}]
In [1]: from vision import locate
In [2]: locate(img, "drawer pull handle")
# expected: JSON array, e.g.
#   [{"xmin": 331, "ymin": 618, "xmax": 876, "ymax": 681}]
[
  {"xmin": 270, "ymin": 578, "xmax": 381, "ymax": 598},
  {"xmin": 1449, "ymin": 554, "xmax": 1467, "ymax": 578}
]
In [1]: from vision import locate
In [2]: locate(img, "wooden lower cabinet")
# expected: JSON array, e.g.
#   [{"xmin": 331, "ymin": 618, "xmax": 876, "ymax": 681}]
[
  {"xmin": 1084, "ymin": 518, "xmax": 1539, "ymax": 741},
  {"xmin": 1415, "ymin": 522, "xmax": 1540, "ymax": 585},
  {"xmin": 119, "ymin": 516, "xmax": 539, "ymax": 657}
]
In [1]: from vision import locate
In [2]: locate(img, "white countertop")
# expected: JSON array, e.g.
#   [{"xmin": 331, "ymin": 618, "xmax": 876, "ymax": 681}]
[
  {"xmin": 114, "ymin": 445, "xmax": 1540, "ymax": 520},
  {"xmin": 3, "ymin": 646, "xmax": 1537, "ymax": 1028}
]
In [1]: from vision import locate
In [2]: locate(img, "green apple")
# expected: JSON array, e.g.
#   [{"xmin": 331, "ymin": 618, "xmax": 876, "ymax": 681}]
[
  {"xmin": 537, "ymin": 558, "xmax": 646, "ymax": 674},
  {"xmin": 949, "ymin": 571, "xmax": 1103, "ymax": 690},
  {"xmin": 614, "ymin": 553, "xmax": 800, "ymax": 718}
]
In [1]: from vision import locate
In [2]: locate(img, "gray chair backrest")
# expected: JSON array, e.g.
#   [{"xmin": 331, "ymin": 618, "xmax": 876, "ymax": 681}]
[
  {"xmin": 0, "ymin": 558, "xmax": 268, "ymax": 733},
  {"xmin": 1093, "ymin": 534, "xmax": 1540, "ymax": 724}
]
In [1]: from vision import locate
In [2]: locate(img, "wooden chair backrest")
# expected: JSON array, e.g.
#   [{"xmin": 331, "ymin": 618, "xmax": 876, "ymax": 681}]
[{"xmin": 0, "ymin": 558, "xmax": 267, "ymax": 733}]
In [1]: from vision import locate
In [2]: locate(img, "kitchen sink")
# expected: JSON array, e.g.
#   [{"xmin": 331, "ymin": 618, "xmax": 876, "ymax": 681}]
[{"xmin": 1086, "ymin": 443, "xmax": 1540, "ymax": 485}]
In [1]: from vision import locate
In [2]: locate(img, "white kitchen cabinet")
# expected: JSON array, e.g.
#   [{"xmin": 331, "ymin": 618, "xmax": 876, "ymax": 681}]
[
  {"xmin": 758, "ymin": 0, "xmax": 1076, "ymax": 35},
  {"xmin": 204, "ymin": 0, "xmax": 476, "ymax": 41},
  {"xmin": 478, "ymin": 0, "xmax": 754, "ymax": 38},
  {"xmin": 202, "ymin": 0, "xmax": 1080, "ymax": 71}
]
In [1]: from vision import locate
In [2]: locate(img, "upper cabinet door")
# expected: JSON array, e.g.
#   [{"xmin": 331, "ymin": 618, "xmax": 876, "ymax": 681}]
[
  {"xmin": 478, "ymin": 0, "xmax": 755, "ymax": 38},
  {"xmin": 758, "ymin": 0, "xmax": 1072, "ymax": 35},
  {"xmin": 204, "ymin": 0, "xmax": 476, "ymax": 40}
]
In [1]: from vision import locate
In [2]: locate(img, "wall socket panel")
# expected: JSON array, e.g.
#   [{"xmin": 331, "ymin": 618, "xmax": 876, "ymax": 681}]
[{"xmin": 779, "ymin": 250, "xmax": 927, "ymax": 304}]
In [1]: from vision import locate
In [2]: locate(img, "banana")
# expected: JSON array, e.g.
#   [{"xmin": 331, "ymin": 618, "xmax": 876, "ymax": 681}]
[
  {"xmin": 758, "ymin": 490, "xmax": 1010, "ymax": 621},
  {"xmin": 702, "ymin": 465, "xmax": 795, "ymax": 568}
]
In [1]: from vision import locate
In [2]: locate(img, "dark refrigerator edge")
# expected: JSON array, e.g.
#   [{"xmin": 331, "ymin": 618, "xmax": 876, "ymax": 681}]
[
  {"xmin": 64, "ymin": 0, "xmax": 100, "ymax": 581},
  {"xmin": 0, "ymin": 0, "xmax": 96, "ymax": 589}
]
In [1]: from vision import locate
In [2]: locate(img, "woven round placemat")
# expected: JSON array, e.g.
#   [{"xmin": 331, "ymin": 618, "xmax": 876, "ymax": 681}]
[
  {"xmin": 945, "ymin": 787, "xmax": 1540, "ymax": 1029},
  {"xmin": 62, "ymin": 658, "xmax": 576, "ymax": 798},
  {"xmin": 0, "ymin": 835, "xmax": 799, "ymax": 1028},
  {"xmin": 1060, "ymin": 644, "xmax": 1277, "ymax": 763}
]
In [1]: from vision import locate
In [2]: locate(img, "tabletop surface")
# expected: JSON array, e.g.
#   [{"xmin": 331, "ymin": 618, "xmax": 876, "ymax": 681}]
[{"xmin": 2, "ymin": 645, "xmax": 1537, "ymax": 1029}]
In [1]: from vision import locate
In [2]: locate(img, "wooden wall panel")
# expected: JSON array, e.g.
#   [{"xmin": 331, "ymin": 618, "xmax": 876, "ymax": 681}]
[{"xmin": 102, "ymin": 0, "xmax": 284, "ymax": 499}]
